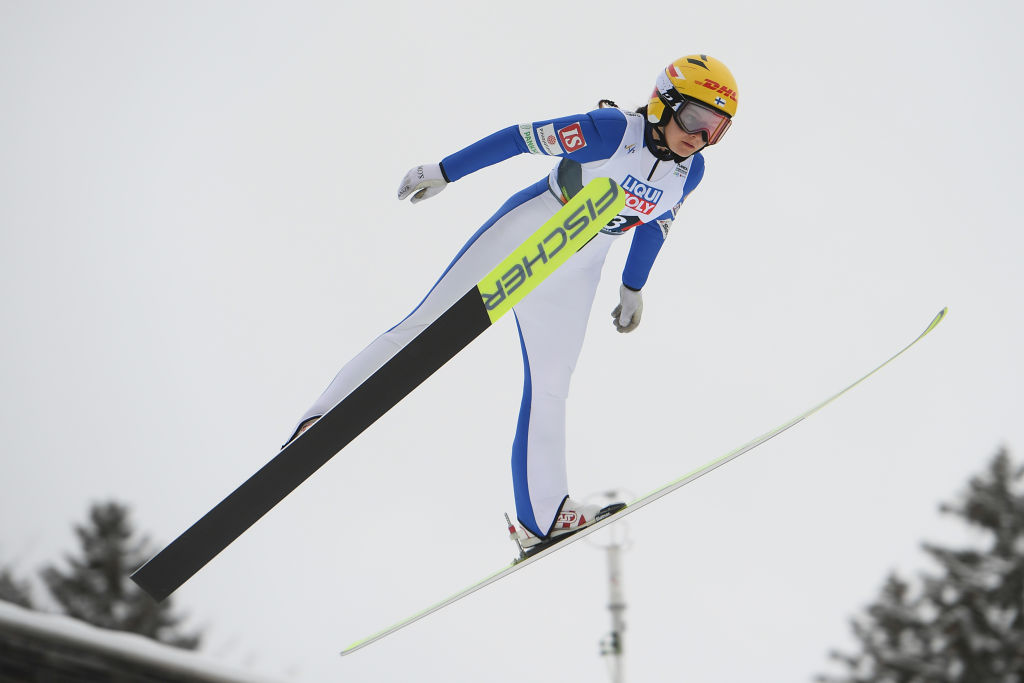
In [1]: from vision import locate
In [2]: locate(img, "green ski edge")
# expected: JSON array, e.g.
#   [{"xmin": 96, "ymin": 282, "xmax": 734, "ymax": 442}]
[{"xmin": 340, "ymin": 309, "xmax": 946, "ymax": 656}]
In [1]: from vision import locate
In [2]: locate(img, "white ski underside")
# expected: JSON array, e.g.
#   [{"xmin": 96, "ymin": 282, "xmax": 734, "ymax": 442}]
[{"xmin": 341, "ymin": 307, "xmax": 947, "ymax": 656}]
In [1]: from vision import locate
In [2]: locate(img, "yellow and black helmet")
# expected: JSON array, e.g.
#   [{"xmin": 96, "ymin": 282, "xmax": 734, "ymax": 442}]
[{"xmin": 647, "ymin": 55, "xmax": 739, "ymax": 124}]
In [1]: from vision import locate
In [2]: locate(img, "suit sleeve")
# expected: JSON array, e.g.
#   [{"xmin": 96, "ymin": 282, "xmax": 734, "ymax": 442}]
[
  {"xmin": 440, "ymin": 108, "xmax": 628, "ymax": 182},
  {"xmin": 621, "ymin": 153, "xmax": 706, "ymax": 290}
]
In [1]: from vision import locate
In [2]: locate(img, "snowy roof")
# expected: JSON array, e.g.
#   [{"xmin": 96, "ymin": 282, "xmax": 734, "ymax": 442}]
[{"xmin": 0, "ymin": 600, "xmax": 284, "ymax": 683}]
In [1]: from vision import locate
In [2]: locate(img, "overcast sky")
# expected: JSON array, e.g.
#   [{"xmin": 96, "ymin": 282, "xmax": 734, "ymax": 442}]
[{"xmin": 2, "ymin": 1, "xmax": 1023, "ymax": 681}]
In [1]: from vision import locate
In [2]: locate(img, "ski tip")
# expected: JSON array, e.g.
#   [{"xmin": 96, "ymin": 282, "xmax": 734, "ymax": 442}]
[{"xmin": 923, "ymin": 307, "xmax": 948, "ymax": 336}]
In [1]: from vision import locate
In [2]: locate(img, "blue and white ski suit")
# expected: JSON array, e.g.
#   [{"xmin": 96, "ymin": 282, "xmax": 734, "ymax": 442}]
[{"xmin": 297, "ymin": 107, "xmax": 705, "ymax": 537}]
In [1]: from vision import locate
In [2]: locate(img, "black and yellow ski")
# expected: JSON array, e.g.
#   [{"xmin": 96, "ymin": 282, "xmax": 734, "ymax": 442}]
[{"xmin": 130, "ymin": 178, "xmax": 625, "ymax": 602}]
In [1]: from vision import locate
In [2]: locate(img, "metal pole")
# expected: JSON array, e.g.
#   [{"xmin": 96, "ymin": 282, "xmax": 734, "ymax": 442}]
[
  {"xmin": 594, "ymin": 491, "xmax": 630, "ymax": 683},
  {"xmin": 602, "ymin": 538, "xmax": 626, "ymax": 683}
]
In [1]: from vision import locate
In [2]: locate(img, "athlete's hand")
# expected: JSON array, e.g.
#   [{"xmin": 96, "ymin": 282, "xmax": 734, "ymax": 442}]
[
  {"xmin": 611, "ymin": 284, "xmax": 643, "ymax": 333},
  {"xmin": 397, "ymin": 163, "xmax": 448, "ymax": 204}
]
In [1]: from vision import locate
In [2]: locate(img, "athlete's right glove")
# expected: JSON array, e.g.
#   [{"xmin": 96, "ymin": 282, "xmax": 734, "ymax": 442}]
[{"xmin": 397, "ymin": 163, "xmax": 448, "ymax": 204}]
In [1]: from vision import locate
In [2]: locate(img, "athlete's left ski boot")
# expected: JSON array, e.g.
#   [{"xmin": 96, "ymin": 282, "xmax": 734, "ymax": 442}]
[{"xmin": 506, "ymin": 497, "xmax": 626, "ymax": 561}]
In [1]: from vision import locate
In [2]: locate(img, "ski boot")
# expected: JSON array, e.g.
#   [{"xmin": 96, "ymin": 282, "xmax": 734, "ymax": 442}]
[{"xmin": 506, "ymin": 497, "xmax": 626, "ymax": 561}]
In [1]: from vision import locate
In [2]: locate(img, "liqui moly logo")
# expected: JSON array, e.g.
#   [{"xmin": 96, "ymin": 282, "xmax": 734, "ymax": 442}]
[{"xmin": 620, "ymin": 175, "xmax": 663, "ymax": 215}]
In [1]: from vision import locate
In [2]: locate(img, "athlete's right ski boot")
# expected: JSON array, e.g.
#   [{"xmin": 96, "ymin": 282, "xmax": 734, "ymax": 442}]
[{"xmin": 506, "ymin": 497, "xmax": 626, "ymax": 561}]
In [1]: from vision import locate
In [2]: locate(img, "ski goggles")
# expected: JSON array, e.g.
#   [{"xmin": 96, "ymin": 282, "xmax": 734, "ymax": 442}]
[{"xmin": 672, "ymin": 99, "xmax": 732, "ymax": 145}]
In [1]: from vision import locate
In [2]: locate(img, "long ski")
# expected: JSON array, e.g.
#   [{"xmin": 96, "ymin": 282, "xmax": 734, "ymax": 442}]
[
  {"xmin": 340, "ymin": 306, "xmax": 947, "ymax": 655},
  {"xmin": 131, "ymin": 178, "xmax": 626, "ymax": 602}
]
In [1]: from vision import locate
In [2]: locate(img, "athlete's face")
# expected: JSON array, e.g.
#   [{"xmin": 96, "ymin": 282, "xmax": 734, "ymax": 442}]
[{"xmin": 663, "ymin": 115, "xmax": 706, "ymax": 157}]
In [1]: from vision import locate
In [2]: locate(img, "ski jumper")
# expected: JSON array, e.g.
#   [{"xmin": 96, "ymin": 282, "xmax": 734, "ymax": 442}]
[{"xmin": 294, "ymin": 107, "xmax": 704, "ymax": 537}]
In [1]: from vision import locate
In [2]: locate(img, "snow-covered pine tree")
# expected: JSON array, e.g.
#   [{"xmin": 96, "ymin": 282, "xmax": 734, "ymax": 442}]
[
  {"xmin": 0, "ymin": 566, "xmax": 32, "ymax": 609},
  {"xmin": 42, "ymin": 501, "xmax": 200, "ymax": 649},
  {"xmin": 819, "ymin": 448, "xmax": 1024, "ymax": 682}
]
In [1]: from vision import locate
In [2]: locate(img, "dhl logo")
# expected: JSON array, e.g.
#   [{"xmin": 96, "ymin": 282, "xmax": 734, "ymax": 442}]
[{"xmin": 697, "ymin": 79, "xmax": 738, "ymax": 103}]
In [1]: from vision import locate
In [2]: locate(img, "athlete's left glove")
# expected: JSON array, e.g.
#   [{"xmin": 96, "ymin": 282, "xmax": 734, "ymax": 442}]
[
  {"xmin": 611, "ymin": 284, "xmax": 643, "ymax": 333},
  {"xmin": 397, "ymin": 163, "xmax": 449, "ymax": 204}
]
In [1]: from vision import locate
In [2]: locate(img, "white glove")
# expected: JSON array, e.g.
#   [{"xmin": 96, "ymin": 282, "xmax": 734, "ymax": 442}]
[
  {"xmin": 397, "ymin": 163, "xmax": 448, "ymax": 204},
  {"xmin": 611, "ymin": 284, "xmax": 643, "ymax": 333}
]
